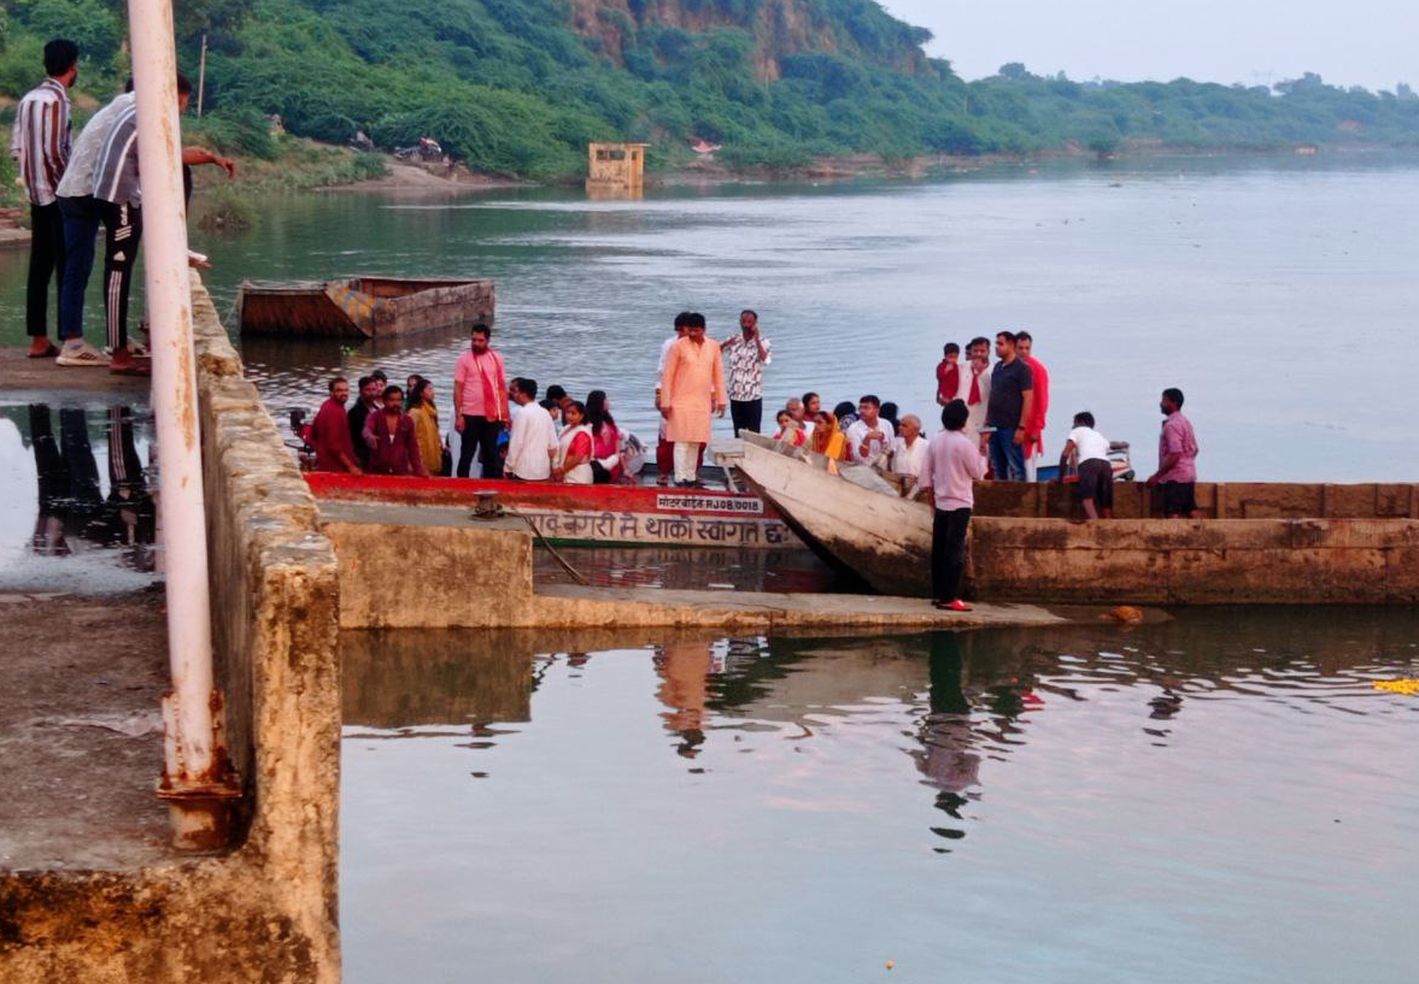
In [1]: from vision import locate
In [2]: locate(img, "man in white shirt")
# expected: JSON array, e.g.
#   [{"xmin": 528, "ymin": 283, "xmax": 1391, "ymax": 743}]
[
  {"xmin": 957, "ymin": 335, "xmax": 992, "ymax": 452},
  {"xmin": 845, "ymin": 394, "xmax": 895, "ymax": 467},
  {"xmin": 888, "ymin": 414, "xmax": 928, "ymax": 487},
  {"xmin": 505, "ymin": 377, "xmax": 558, "ymax": 481},
  {"xmin": 1058, "ymin": 410, "xmax": 1114, "ymax": 519}
]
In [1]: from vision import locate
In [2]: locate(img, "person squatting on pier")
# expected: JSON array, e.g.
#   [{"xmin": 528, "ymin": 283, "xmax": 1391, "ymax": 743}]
[{"xmin": 1058, "ymin": 411, "xmax": 1113, "ymax": 520}]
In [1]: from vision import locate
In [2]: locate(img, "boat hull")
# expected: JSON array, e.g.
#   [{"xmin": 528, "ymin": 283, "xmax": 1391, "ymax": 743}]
[
  {"xmin": 305, "ymin": 472, "xmax": 801, "ymax": 550},
  {"xmin": 237, "ymin": 276, "xmax": 495, "ymax": 339},
  {"xmin": 732, "ymin": 434, "xmax": 934, "ymax": 595}
]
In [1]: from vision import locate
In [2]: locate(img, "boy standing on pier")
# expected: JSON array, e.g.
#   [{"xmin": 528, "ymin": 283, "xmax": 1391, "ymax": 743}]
[{"xmin": 913, "ymin": 400, "xmax": 986, "ymax": 612}]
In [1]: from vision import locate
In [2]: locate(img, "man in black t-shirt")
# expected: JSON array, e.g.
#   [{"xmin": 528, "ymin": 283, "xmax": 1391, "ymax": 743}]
[{"xmin": 984, "ymin": 330, "xmax": 1034, "ymax": 481}]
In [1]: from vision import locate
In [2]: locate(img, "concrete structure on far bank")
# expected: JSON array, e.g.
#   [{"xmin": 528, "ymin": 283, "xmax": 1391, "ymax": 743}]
[
  {"xmin": 0, "ymin": 275, "xmax": 342, "ymax": 983},
  {"xmin": 586, "ymin": 141, "xmax": 648, "ymax": 196}
]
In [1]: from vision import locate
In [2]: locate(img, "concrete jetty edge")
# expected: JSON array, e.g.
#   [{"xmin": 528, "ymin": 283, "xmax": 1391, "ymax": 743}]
[{"xmin": 1, "ymin": 274, "xmax": 342, "ymax": 983}]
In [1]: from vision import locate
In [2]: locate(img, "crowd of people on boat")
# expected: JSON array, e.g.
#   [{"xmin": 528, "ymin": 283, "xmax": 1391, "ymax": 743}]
[{"xmin": 300, "ymin": 314, "xmax": 1200, "ymax": 612}]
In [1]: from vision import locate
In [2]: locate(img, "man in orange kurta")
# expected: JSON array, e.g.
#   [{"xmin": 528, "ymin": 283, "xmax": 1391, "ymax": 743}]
[{"xmin": 658, "ymin": 312, "xmax": 727, "ymax": 485}]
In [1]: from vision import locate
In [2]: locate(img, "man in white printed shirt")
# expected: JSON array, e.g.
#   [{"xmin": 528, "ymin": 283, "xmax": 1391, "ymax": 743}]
[
  {"xmin": 9, "ymin": 39, "xmax": 78, "ymax": 359},
  {"xmin": 505, "ymin": 378, "xmax": 558, "ymax": 481},
  {"xmin": 722, "ymin": 309, "xmax": 772, "ymax": 437}
]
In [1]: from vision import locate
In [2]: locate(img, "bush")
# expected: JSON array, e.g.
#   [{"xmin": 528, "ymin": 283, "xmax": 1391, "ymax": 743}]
[
  {"xmin": 12, "ymin": 0, "xmax": 123, "ymax": 65},
  {"xmin": 185, "ymin": 107, "xmax": 281, "ymax": 160}
]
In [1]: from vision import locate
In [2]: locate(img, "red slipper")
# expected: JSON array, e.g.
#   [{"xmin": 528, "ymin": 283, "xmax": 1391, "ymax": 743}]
[
  {"xmin": 933, "ymin": 599, "xmax": 973, "ymax": 612},
  {"xmin": 110, "ymin": 362, "xmax": 152, "ymax": 377},
  {"xmin": 27, "ymin": 343, "xmax": 60, "ymax": 359}
]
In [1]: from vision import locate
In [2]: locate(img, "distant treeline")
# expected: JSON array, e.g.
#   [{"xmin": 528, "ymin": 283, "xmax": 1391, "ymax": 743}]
[{"xmin": 3, "ymin": 0, "xmax": 1418, "ymax": 180}]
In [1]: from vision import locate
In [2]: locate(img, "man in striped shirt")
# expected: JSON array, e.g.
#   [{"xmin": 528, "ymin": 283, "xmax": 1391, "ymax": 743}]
[
  {"xmin": 8, "ymin": 39, "xmax": 78, "ymax": 359},
  {"xmin": 56, "ymin": 74, "xmax": 194, "ymax": 372}
]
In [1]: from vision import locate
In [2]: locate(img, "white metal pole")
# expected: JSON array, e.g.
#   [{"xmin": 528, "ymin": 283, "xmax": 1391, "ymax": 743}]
[
  {"xmin": 197, "ymin": 33, "xmax": 207, "ymax": 118},
  {"xmin": 128, "ymin": 0, "xmax": 229, "ymax": 849}
]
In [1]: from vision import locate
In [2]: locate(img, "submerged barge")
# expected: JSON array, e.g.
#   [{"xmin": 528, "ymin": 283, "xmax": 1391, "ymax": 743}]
[
  {"xmin": 731, "ymin": 434, "xmax": 1419, "ymax": 604},
  {"xmin": 236, "ymin": 276, "xmax": 495, "ymax": 339}
]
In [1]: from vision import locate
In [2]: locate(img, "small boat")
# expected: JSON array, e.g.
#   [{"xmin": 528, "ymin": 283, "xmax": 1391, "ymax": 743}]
[
  {"xmin": 236, "ymin": 276, "xmax": 494, "ymax": 339},
  {"xmin": 726, "ymin": 434, "xmax": 933, "ymax": 594},
  {"xmin": 305, "ymin": 471, "xmax": 802, "ymax": 550}
]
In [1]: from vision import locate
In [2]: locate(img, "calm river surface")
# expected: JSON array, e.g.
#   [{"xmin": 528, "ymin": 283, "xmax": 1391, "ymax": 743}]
[
  {"xmin": 4, "ymin": 153, "xmax": 1418, "ymax": 479},
  {"xmin": 4, "ymin": 157, "xmax": 1418, "ymax": 980},
  {"xmin": 343, "ymin": 611, "xmax": 1419, "ymax": 983}
]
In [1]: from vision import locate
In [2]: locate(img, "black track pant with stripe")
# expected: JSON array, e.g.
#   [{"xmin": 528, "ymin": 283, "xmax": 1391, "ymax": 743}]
[{"xmin": 100, "ymin": 201, "xmax": 142, "ymax": 352}]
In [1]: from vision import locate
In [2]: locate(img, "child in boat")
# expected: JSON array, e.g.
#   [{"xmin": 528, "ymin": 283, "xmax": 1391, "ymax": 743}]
[
  {"xmin": 1058, "ymin": 411, "xmax": 1113, "ymax": 520},
  {"xmin": 773, "ymin": 409, "xmax": 806, "ymax": 447}
]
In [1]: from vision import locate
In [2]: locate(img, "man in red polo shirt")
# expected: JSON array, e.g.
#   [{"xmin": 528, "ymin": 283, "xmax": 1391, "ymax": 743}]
[{"xmin": 1016, "ymin": 331, "xmax": 1050, "ymax": 481}]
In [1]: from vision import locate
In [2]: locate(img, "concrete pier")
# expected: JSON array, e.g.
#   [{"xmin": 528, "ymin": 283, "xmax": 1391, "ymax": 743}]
[{"xmin": 1, "ymin": 275, "xmax": 341, "ymax": 983}]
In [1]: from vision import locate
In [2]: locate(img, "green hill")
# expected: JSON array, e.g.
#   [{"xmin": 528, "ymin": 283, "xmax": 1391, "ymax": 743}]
[{"xmin": 4, "ymin": 0, "xmax": 1419, "ymax": 182}]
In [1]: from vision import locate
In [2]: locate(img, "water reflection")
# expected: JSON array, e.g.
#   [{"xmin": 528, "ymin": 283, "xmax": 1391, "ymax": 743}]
[
  {"xmin": 1, "ymin": 403, "xmax": 157, "ymax": 576},
  {"xmin": 340, "ymin": 611, "xmax": 1418, "ymax": 984},
  {"xmin": 342, "ymin": 609, "xmax": 1419, "ymax": 840}
]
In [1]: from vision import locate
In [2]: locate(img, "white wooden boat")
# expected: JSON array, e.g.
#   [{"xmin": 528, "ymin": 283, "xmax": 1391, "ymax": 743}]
[{"xmin": 725, "ymin": 433, "xmax": 934, "ymax": 595}]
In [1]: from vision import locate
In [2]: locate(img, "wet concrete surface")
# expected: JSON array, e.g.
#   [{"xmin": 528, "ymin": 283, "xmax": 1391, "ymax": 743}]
[
  {"xmin": 0, "ymin": 347, "xmax": 151, "ymax": 400},
  {"xmin": 0, "ymin": 590, "xmax": 172, "ymax": 870},
  {"xmin": 0, "ymin": 394, "xmax": 171, "ymax": 870}
]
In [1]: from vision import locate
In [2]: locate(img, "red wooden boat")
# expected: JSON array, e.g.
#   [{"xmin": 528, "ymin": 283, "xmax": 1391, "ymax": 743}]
[{"xmin": 305, "ymin": 472, "xmax": 801, "ymax": 549}]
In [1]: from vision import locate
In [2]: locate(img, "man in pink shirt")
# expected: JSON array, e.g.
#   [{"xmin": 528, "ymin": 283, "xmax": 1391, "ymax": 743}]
[
  {"xmin": 912, "ymin": 399, "xmax": 987, "ymax": 611},
  {"xmin": 453, "ymin": 323, "xmax": 511, "ymax": 478},
  {"xmin": 1145, "ymin": 387, "xmax": 1200, "ymax": 518}
]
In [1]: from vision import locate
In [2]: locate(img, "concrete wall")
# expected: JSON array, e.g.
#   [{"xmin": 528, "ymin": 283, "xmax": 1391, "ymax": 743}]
[
  {"xmin": 1, "ymin": 275, "xmax": 341, "ymax": 982},
  {"xmin": 977, "ymin": 481, "xmax": 1419, "ymax": 520},
  {"xmin": 971, "ymin": 516, "xmax": 1419, "ymax": 604}
]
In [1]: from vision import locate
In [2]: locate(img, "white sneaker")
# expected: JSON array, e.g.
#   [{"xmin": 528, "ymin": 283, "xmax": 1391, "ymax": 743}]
[{"xmin": 56, "ymin": 340, "xmax": 112, "ymax": 367}]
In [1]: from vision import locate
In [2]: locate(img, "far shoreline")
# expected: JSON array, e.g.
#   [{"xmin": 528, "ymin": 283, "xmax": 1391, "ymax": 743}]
[{"xmin": 323, "ymin": 140, "xmax": 1419, "ymax": 198}]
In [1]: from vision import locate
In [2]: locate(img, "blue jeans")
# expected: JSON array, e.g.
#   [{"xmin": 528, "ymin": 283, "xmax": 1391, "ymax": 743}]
[
  {"xmin": 58, "ymin": 196, "xmax": 102, "ymax": 341},
  {"xmin": 988, "ymin": 428, "xmax": 1025, "ymax": 481}
]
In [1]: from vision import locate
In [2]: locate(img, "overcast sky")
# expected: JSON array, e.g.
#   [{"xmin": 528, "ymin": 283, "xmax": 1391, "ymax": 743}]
[{"xmin": 879, "ymin": 0, "xmax": 1417, "ymax": 92}]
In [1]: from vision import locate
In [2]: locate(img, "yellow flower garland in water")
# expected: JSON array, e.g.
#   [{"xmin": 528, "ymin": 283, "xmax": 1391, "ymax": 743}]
[{"xmin": 1373, "ymin": 679, "xmax": 1419, "ymax": 696}]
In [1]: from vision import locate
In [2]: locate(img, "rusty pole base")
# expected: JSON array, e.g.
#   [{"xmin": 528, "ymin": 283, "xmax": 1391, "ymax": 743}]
[
  {"xmin": 159, "ymin": 689, "xmax": 243, "ymax": 852},
  {"xmin": 157, "ymin": 781, "xmax": 242, "ymax": 853}
]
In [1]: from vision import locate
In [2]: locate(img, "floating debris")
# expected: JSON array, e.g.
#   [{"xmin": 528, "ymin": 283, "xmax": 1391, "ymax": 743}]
[{"xmin": 1373, "ymin": 679, "xmax": 1419, "ymax": 696}]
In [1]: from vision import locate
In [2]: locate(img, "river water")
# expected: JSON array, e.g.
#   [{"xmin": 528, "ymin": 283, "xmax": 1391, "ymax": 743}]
[
  {"xmin": 343, "ymin": 612, "xmax": 1419, "ymax": 983},
  {"xmin": 4, "ymin": 156, "xmax": 1418, "ymax": 979},
  {"xmin": 4, "ymin": 153, "xmax": 1418, "ymax": 480}
]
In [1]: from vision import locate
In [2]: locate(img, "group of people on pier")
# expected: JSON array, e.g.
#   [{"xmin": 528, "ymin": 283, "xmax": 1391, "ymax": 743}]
[{"xmin": 10, "ymin": 38, "xmax": 236, "ymax": 375}]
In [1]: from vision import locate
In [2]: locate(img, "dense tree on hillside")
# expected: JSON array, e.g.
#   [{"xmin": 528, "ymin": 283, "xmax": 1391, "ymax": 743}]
[{"xmin": 2, "ymin": 0, "xmax": 1418, "ymax": 179}]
